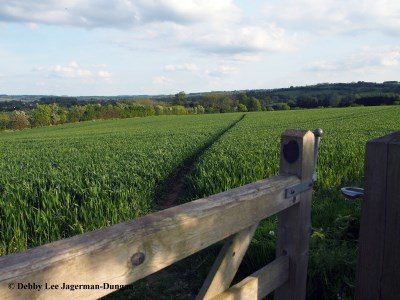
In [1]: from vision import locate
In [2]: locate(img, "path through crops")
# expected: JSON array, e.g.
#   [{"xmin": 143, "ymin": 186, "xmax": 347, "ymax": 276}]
[{"xmin": 156, "ymin": 114, "xmax": 246, "ymax": 209}]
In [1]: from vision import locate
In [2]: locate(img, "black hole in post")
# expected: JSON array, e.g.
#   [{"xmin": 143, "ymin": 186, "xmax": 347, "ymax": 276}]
[{"xmin": 283, "ymin": 140, "xmax": 299, "ymax": 164}]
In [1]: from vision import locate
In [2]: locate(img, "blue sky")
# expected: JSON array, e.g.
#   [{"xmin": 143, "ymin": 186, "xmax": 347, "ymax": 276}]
[{"xmin": 0, "ymin": 0, "xmax": 399, "ymax": 96}]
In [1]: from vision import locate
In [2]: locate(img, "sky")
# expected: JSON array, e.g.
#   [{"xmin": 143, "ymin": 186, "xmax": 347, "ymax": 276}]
[{"xmin": 0, "ymin": 0, "xmax": 399, "ymax": 96}]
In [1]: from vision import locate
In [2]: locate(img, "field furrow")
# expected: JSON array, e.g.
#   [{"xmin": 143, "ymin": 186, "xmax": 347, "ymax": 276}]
[{"xmin": 0, "ymin": 114, "xmax": 242, "ymax": 255}]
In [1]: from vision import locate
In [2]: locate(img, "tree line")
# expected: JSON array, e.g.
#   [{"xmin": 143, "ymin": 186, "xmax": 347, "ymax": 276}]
[
  {"xmin": 1, "ymin": 81, "xmax": 399, "ymax": 130},
  {"xmin": 173, "ymin": 90, "xmax": 400, "ymax": 113},
  {"xmin": 0, "ymin": 102, "xmax": 205, "ymax": 131}
]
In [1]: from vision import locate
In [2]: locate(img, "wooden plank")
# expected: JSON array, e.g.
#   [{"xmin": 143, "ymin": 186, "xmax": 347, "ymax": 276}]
[
  {"xmin": 355, "ymin": 132, "xmax": 400, "ymax": 300},
  {"xmin": 196, "ymin": 224, "xmax": 259, "ymax": 300},
  {"xmin": 275, "ymin": 129, "xmax": 315, "ymax": 300},
  {"xmin": 0, "ymin": 175, "xmax": 300, "ymax": 300},
  {"xmin": 381, "ymin": 134, "xmax": 400, "ymax": 299},
  {"xmin": 210, "ymin": 256, "xmax": 289, "ymax": 300}
]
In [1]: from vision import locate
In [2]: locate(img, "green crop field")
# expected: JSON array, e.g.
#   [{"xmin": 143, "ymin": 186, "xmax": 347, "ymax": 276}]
[
  {"xmin": 1, "ymin": 106, "xmax": 399, "ymax": 299},
  {"xmin": 0, "ymin": 114, "xmax": 242, "ymax": 255},
  {"xmin": 184, "ymin": 106, "xmax": 399, "ymax": 298}
]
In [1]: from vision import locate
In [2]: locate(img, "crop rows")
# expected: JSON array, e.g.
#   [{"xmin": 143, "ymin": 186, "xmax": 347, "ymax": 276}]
[
  {"xmin": 1, "ymin": 106, "xmax": 399, "ymax": 299},
  {"xmin": 0, "ymin": 114, "xmax": 242, "ymax": 255},
  {"xmin": 185, "ymin": 106, "xmax": 400, "ymax": 299}
]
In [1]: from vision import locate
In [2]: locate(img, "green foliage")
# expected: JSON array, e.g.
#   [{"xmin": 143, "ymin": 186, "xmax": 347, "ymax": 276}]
[
  {"xmin": 236, "ymin": 103, "xmax": 248, "ymax": 112},
  {"xmin": 185, "ymin": 106, "xmax": 400, "ymax": 299},
  {"xmin": 67, "ymin": 105, "xmax": 86, "ymax": 123},
  {"xmin": 1, "ymin": 106, "xmax": 399, "ymax": 298},
  {"xmin": 174, "ymin": 91, "xmax": 187, "ymax": 106},
  {"xmin": 0, "ymin": 114, "xmax": 241, "ymax": 255},
  {"xmin": 171, "ymin": 105, "xmax": 188, "ymax": 115},
  {"xmin": 10, "ymin": 110, "xmax": 29, "ymax": 130},
  {"xmin": 0, "ymin": 112, "xmax": 10, "ymax": 130},
  {"xmin": 29, "ymin": 105, "xmax": 52, "ymax": 127},
  {"xmin": 247, "ymin": 97, "xmax": 261, "ymax": 111},
  {"xmin": 200, "ymin": 92, "xmax": 232, "ymax": 113},
  {"xmin": 196, "ymin": 105, "xmax": 205, "ymax": 114}
]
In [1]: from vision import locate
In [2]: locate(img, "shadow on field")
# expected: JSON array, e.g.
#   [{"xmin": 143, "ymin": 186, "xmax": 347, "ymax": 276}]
[
  {"xmin": 154, "ymin": 113, "xmax": 246, "ymax": 210},
  {"xmin": 103, "ymin": 114, "xmax": 246, "ymax": 300}
]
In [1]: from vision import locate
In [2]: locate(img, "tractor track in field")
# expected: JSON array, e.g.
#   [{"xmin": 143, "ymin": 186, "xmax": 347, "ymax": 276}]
[
  {"xmin": 142, "ymin": 114, "xmax": 247, "ymax": 297},
  {"xmin": 155, "ymin": 113, "xmax": 246, "ymax": 210},
  {"xmin": 105, "ymin": 114, "xmax": 247, "ymax": 300}
]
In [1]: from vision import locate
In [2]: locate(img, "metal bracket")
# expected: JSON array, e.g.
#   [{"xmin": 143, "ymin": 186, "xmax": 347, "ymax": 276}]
[{"xmin": 285, "ymin": 179, "xmax": 314, "ymax": 199}]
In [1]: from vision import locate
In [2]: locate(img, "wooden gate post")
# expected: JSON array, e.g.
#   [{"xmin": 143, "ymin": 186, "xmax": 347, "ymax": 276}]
[
  {"xmin": 275, "ymin": 129, "xmax": 315, "ymax": 300},
  {"xmin": 356, "ymin": 132, "xmax": 400, "ymax": 300}
]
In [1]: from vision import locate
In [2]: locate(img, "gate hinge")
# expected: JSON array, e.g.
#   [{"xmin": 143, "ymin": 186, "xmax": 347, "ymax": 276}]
[{"xmin": 285, "ymin": 179, "xmax": 314, "ymax": 199}]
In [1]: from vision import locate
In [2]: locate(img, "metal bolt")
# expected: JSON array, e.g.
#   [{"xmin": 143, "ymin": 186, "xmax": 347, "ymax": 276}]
[
  {"xmin": 314, "ymin": 128, "xmax": 323, "ymax": 137},
  {"xmin": 131, "ymin": 252, "xmax": 145, "ymax": 266},
  {"xmin": 313, "ymin": 128, "xmax": 323, "ymax": 182}
]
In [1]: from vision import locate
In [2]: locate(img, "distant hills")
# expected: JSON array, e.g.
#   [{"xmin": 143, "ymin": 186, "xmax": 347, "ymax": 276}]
[{"xmin": 1, "ymin": 81, "xmax": 399, "ymax": 111}]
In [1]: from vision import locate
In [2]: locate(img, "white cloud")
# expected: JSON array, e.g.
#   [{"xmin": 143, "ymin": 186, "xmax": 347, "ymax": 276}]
[
  {"xmin": 192, "ymin": 64, "xmax": 239, "ymax": 80},
  {"xmin": 49, "ymin": 63, "xmax": 92, "ymax": 78},
  {"xmin": 97, "ymin": 70, "xmax": 112, "ymax": 78},
  {"xmin": 0, "ymin": 0, "xmax": 240, "ymax": 28},
  {"xmin": 176, "ymin": 23, "xmax": 294, "ymax": 55},
  {"xmin": 33, "ymin": 62, "xmax": 112, "ymax": 79},
  {"xmin": 136, "ymin": 0, "xmax": 240, "ymax": 24},
  {"xmin": 232, "ymin": 54, "xmax": 262, "ymax": 62},
  {"xmin": 0, "ymin": 0, "xmax": 139, "ymax": 28},
  {"xmin": 164, "ymin": 63, "xmax": 198, "ymax": 72},
  {"xmin": 0, "ymin": 1, "xmax": 295, "ymax": 58},
  {"xmin": 306, "ymin": 47, "xmax": 400, "ymax": 72},
  {"xmin": 263, "ymin": 0, "xmax": 400, "ymax": 36},
  {"xmin": 153, "ymin": 76, "xmax": 171, "ymax": 84}
]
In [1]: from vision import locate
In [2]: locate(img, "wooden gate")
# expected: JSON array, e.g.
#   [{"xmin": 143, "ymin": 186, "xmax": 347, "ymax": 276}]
[{"xmin": 0, "ymin": 129, "xmax": 317, "ymax": 299}]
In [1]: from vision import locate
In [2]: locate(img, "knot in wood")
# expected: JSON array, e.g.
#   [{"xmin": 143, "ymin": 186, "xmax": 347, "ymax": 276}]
[{"xmin": 131, "ymin": 252, "xmax": 145, "ymax": 266}]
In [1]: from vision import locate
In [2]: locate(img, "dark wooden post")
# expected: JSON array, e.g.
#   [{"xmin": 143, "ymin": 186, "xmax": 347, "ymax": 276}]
[
  {"xmin": 275, "ymin": 129, "xmax": 315, "ymax": 300},
  {"xmin": 356, "ymin": 132, "xmax": 400, "ymax": 300}
]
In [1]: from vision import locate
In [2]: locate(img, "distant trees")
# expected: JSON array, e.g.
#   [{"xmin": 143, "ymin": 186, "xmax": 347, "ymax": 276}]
[
  {"xmin": 295, "ymin": 92, "xmax": 400, "ymax": 108},
  {"xmin": 174, "ymin": 91, "xmax": 187, "ymax": 106},
  {"xmin": 29, "ymin": 105, "xmax": 51, "ymax": 127},
  {"xmin": 10, "ymin": 111, "xmax": 29, "ymax": 130},
  {"xmin": 0, "ymin": 113, "xmax": 10, "ymax": 130},
  {"xmin": 247, "ymin": 97, "xmax": 261, "ymax": 111},
  {"xmin": 236, "ymin": 104, "xmax": 247, "ymax": 112},
  {"xmin": 1, "ymin": 83, "xmax": 400, "ymax": 132},
  {"xmin": 200, "ymin": 92, "xmax": 233, "ymax": 113},
  {"xmin": 355, "ymin": 94, "xmax": 399, "ymax": 106}
]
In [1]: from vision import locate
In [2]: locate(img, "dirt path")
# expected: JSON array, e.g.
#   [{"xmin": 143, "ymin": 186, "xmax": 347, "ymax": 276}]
[
  {"xmin": 105, "ymin": 114, "xmax": 246, "ymax": 300},
  {"xmin": 156, "ymin": 113, "xmax": 246, "ymax": 210}
]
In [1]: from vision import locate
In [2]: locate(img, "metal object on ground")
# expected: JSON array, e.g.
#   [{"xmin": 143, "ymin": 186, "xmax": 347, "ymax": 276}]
[{"xmin": 340, "ymin": 187, "xmax": 364, "ymax": 199}]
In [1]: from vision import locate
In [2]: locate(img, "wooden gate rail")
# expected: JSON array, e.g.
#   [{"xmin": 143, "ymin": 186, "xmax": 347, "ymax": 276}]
[{"xmin": 0, "ymin": 129, "xmax": 316, "ymax": 299}]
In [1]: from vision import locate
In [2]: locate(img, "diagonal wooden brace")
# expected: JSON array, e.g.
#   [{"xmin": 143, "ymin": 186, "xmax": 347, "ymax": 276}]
[{"xmin": 196, "ymin": 223, "xmax": 259, "ymax": 300}]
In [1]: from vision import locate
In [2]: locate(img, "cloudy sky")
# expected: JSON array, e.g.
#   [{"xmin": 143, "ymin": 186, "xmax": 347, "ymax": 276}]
[{"xmin": 0, "ymin": 0, "xmax": 399, "ymax": 96}]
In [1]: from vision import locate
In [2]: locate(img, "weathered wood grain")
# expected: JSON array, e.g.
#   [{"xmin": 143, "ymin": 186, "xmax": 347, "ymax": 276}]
[
  {"xmin": 196, "ymin": 224, "xmax": 259, "ymax": 300},
  {"xmin": 210, "ymin": 256, "xmax": 289, "ymax": 300},
  {"xmin": 356, "ymin": 132, "xmax": 400, "ymax": 300},
  {"xmin": 275, "ymin": 129, "xmax": 315, "ymax": 300},
  {"xmin": 0, "ymin": 175, "xmax": 299, "ymax": 300}
]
